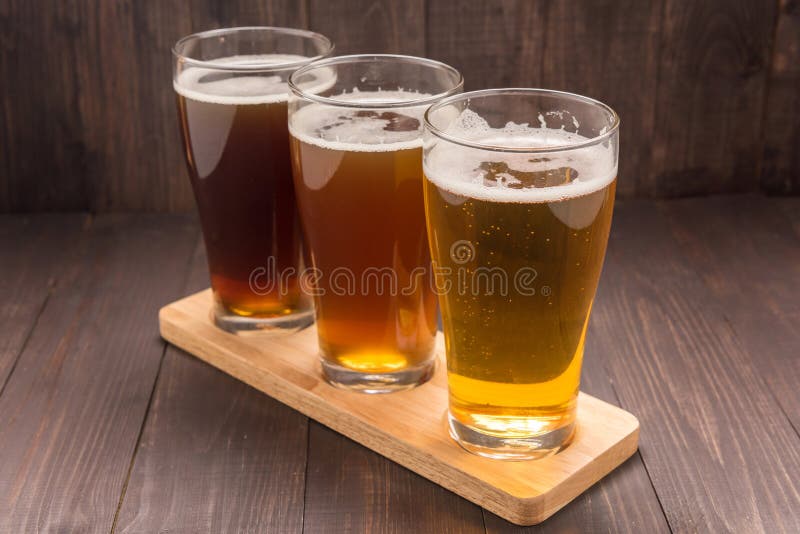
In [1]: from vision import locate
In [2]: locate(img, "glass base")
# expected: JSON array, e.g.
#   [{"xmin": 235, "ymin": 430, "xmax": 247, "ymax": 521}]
[
  {"xmin": 448, "ymin": 415, "xmax": 576, "ymax": 460},
  {"xmin": 321, "ymin": 358, "xmax": 436, "ymax": 394},
  {"xmin": 213, "ymin": 305, "xmax": 314, "ymax": 334}
]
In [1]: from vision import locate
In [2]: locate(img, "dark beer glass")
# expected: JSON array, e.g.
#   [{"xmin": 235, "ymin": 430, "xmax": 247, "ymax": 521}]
[
  {"xmin": 173, "ymin": 27, "xmax": 332, "ymax": 332},
  {"xmin": 288, "ymin": 55, "xmax": 462, "ymax": 392}
]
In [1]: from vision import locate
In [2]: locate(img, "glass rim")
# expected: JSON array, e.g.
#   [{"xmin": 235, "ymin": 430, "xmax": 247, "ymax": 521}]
[
  {"xmin": 423, "ymin": 88, "xmax": 621, "ymax": 154},
  {"xmin": 172, "ymin": 26, "xmax": 334, "ymax": 72},
  {"xmin": 288, "ymin": 54, "xmax": 464, "ymax": 109}
]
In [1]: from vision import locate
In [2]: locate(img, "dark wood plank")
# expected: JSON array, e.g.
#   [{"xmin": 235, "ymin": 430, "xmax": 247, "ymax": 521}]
[
  {"xmin": 87, "ymin": 0, "xmax": 308, "ymax": 212},
  {"xmin": 776, "ymin": 197, "xmax": 800, "ymax": 236},
  {"xmin": 0, "ymin": 215, "xmax": 87, "ymax": 386},
  {"xmin": 426, "ymin": 1, "xmax": 546, "ymax": 90},
  {"xmin": 538, "ymin": 0, "xmax": 662, "ymax": 198},
  {"xmin": 0, "ymin": 0, "xmax": 308, "ymax": 212},
  {"xmin": 115, "ymin": 238, "xmax": 309, "ymax": 533},
  {"xmin": 2, "ymin": 1, "xmax": 796, "ymax": 210},
  {"xmin": 308, "ymin": 0, "xmax": 425, "ymax": 55},
  {"xmin": 651, "ymin": 0, "xmax": 778, "ymax": 196},
  {"xmin": 761, "ymin": 0, "xmax": 800, "ymax": 194},
  {"xmin": 0, "ymin": 1, "xmax": 94, "ymax": 211},
  {"xmin": 660, "ymin": 195, "xmax": 800, "ymax": 431},
  {"xmin": 588, "ymin": 199, "xmax": 800, "ymax": 532},
  {"xmin": 83, "ymin": 0, "xmax": 193, "ymax": 212},
  {"xmin": 303, "ymin": 422, "xmax": 485, "ymax": 534},
  {"xmin": 187, "ymin": 0, "xmax": 307, "ymax": 30},
  {"xmin": 0, "ymin": 214, "xmax": 197, "ymax": 532}
]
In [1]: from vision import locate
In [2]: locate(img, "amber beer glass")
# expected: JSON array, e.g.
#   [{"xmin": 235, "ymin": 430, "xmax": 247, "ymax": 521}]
[
  {"xmin": 173, "ymin": 27, "xmax": 332, "ymax": 332},
  {"xmin": 423, "ymin": 89, "xmax": 620, "ymax": 459},
  {"xmin": 288, "ymin": 56, "xmax": 462, "ymax": 392}
]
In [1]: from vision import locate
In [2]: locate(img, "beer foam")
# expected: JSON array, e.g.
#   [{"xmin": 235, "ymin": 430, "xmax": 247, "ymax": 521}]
[
  {"xmin": 288, "ymin": 90, "xmax": 431, "ymax": 152},
  {"xmin": 174, "ymin": 54, "xmax": 332, "ymax": 105},
  {"xmin": 424, "ymin": 110, "xmax": 617, "ymax": 203}
]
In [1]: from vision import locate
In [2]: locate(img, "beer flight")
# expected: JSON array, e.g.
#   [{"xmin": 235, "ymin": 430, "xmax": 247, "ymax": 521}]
[{"xmin": 173, "ymin": 27, "xmax": 619, "ymax": 460}]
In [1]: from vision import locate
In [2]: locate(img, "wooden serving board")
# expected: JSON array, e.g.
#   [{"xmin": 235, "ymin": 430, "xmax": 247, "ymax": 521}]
[{"xmin": 160, "ymin": 289, "xmax": 639, "ymax": 526}]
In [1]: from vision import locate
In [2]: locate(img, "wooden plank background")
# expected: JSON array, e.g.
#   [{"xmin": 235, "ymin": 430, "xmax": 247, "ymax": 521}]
[{"xmin": 0, "ymin": 0, "xmax": 797, "ymax": 212}]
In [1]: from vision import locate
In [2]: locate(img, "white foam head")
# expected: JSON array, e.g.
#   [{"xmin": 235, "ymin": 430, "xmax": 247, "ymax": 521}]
[
  {"xmin": 424, "ymin": 110, "xmax": 617, "ymax": 203},
  {"xmin": 174, "ymin": 54, "xmax": 333, "ymax": 105},
  {"xmin": 288, "ymin": 90, "xmax": 432, "ymax": 152}
]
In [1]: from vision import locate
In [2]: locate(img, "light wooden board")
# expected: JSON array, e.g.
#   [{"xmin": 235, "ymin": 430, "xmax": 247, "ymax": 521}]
[{"xmin": 159, "ymin": 289, "xmax": 639, "ymax": 526}]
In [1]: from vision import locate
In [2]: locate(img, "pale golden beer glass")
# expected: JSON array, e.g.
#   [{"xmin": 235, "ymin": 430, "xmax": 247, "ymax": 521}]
[
  {"xmin": 423, "ymin": 89, "xmax": 620, "ymax": 459},
  {"xmin": 288, "ymin": 55, "xmax": 462, "ymax": 393}
]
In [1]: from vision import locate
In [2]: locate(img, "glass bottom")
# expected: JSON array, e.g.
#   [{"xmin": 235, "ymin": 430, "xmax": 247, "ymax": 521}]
[
  {"xmin": 448, "ymin": 414, "xmax": 576, "ymax": 460},
  {"xmin": 321, "ymin": 357, "xmax": 436, "ymax": 394},
  {"xmin": 213, "ymin": 303, "xmax": 314, "ymax": 334}
]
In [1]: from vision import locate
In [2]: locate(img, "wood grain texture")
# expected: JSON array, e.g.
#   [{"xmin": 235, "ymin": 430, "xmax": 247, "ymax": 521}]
[
  {"xmin": 777, "ymin": 196, "xmax": 800, "ymax": 235},
  {"xmin": 589, "ymin": 200, "xmax": 800, "ymax": 532},
  {"xmin": 87, "ymin": 0, "xmax": 308, "ymax": 212},
  {"xmin": 308, "ymin": 0, "xmax": 425, "ymax": 55},
  {"xmin": 115, "ymin": 238, "xmax": 309, "ymax": 533},
  {"xmin": 0, "ymin": 0, "xmax": 308, "ymax": 212},
  {"xmin": 651, "ymin": 0, "xmax": 778, "ymax": 196},
  {"xmin": 660, "ymin": 196, "xmax": 800, "ymax": 432},
  {"xmin": 0, "ymin": 0, "xmax": 94, "ymax": 211},
  {"xmin": 426, "ymin": 0, "xmax": 546, "ymax": 90},
  {"xmin": 0, "ymin": 215, "xmax": 197, "ymax": 532},
  {"xmin": 1, "ymin": 0, "xmax": 798, "ymax": 210},
  {"xmin": 82, "ymin": 0, "xmax": 192, "ymax": 212},
  {"xmin": 0, "ymin": 215, "xmax": 86, "ymax": 385},
  {"xmin": 537, "ymin": 0, "xmax": 662, "ymax": 198},
  {"xmin": 159, "ymin": 290, "xmax": 640, "ymax": 526},
  {"xmin": 761, "ymin": 0, "xmax": 800, "ymax": 194},
  {"xmin": 304, "ymin": 422, "xmax": 485, "ymax": 534},
  {"xmin": 187, "ymin": 0, "xmax": 307, "ymax": 30}
]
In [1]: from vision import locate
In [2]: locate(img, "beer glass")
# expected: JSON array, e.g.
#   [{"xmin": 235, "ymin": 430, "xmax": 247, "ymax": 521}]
[
  {"xmin": 288, "ymin": 55, "xmax": 462, "ymax": 392},
  {"xmin": 173, "ymin": 27, "xmax": 332, "ymax": 332},
  {"xmin": 423, "ymin": 89, "xmax": 619, "ymax": 459}
]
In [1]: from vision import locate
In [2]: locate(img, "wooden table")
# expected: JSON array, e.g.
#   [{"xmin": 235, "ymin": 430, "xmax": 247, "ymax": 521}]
[{"xmin": 1, "ymin": 195, "xmax": 798, "ymax": 533}]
